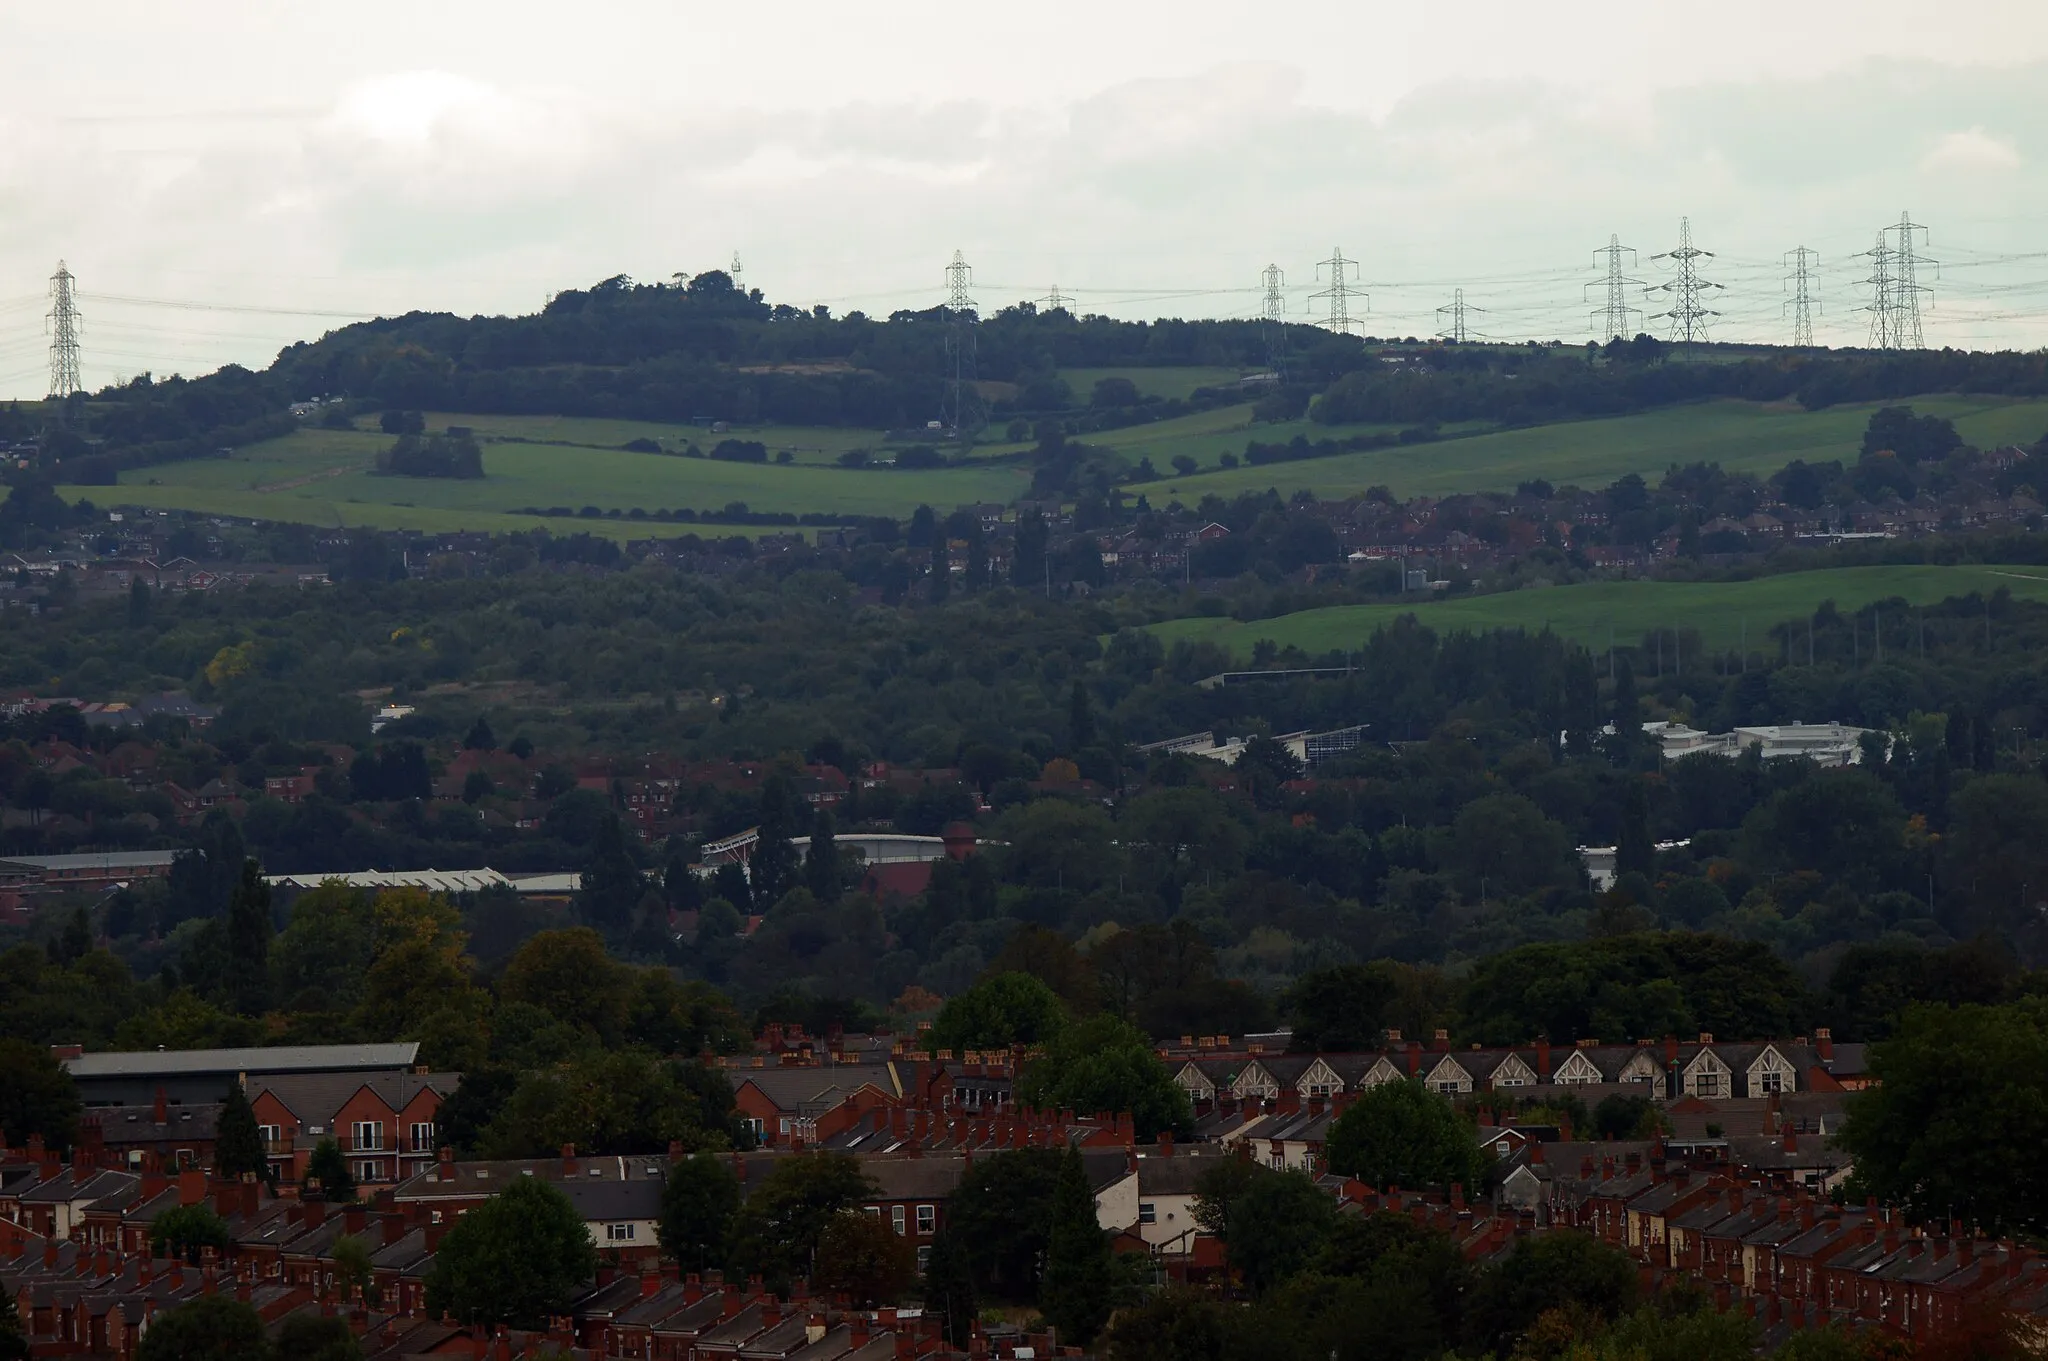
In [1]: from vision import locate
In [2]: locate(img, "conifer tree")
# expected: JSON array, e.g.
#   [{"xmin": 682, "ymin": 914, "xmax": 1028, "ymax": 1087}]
[
  {"xmin": 213, "ymin": 1084, "xmax": 268, "ymax": 1183},
  {"xmin": 1040, "ymin": 1147, "xmax": 1112, "ymax": 1345}
]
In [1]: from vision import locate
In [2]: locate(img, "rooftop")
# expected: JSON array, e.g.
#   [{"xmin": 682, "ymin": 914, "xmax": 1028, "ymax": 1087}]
[{"xmin": 63, "ymin": 1043, "xmax": 421, "ymax": 1081}]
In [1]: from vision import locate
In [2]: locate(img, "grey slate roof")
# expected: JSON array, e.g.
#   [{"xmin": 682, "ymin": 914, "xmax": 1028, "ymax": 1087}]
[{"xmin": 65, "ymin": 1043, "xmax": 420, "ymax": 1080}]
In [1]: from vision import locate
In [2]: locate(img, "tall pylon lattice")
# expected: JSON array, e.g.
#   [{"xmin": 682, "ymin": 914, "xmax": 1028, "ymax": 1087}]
[
  {"xmin": 940, "ymin": 250, "xmax": 980, "ymax": 434},
  {"xmin": 1586, "ymin": 235, "xmax": 1644, "ymax": 341},
  {"xmin": 1260, "ymin": 264, "xmax": 1287, "ymax": 378},
  {"xmin": 1310, "ymin": 249, "xmax": 1366, "ymax": 335},
  {"xmin": 1862, "ymin": 232, "xmax": 1894, "ymax": 349},
  {"xmin": 729, "ymin": 251, "xmax": 745, "ymax": 292},
  {"xmin": 1783, "ymin": 247, "xmax": 1820, "ymax": 348},
  {"xmin": 1864, "ymin": 212, "xmax": 1935, "ymax": 350},
  {"xmin": 1649, "ymin": 218, "xmax": 1722, "ymax": 344},
  {"xmin": 46, "ymin": 261, "xmax": 83, "ymax": 399},
  {"xmin": 1035, "ymin": 285, "xmax": 1072, "ymax": 313},
  {"xmin": 1436, "ymin": 288, "xmax": 1485, "ymax": 343}
]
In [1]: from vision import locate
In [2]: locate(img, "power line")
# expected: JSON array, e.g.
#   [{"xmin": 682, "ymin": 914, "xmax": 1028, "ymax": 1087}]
[
  {"xmin": 1650, "ymin": 217, "xmax": 1723, "ymax": 344},
  {"xmin": 1310, "ymin": 248, "xmax": 1366, "ymax": 335},
  {"xmin": 47, "ymin": 262, "xmax": 83, "ymax": 399},
  {"xmin": 77, "ymin": 291, "xmax": 377, "ymax": 320},
  {"xmin": 1587, "ymin": 234, "xmax": 1645, "ymax": 341},
  {"xmin": 1783, "ymin": 247, "xmax": 1819, "ymax": 348}
]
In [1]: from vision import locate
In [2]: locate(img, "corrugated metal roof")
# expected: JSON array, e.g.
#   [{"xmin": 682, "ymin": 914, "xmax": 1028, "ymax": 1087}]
[
  {"xmin": 64, "ymin": 1043, "xmax": 419, "ymax": 1079},
  {"xmin": 1, "ymin": 851, "xmax": 180, "ymax": 870},
  {"xmin": 263, "ymin": 869, "xmax": 511, "ymax": 892}
]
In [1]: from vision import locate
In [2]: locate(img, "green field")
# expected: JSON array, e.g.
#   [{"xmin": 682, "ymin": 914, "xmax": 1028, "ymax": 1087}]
[
  {"xmin": 1147, "ymin": 565, "xmax": 2048, "ymax": 657},
  {"xmin": 1146, "ymin": 394, "xmax": 2048, "ymax": 500},
  {"xmin": 65, "ymin": 424, "xmax": 1030, "ymax": 538},
  {"xmin": 58, "ymin": 384, "xmax": 2048, "ymax": 536},
  {"xmin": 1058, "ymin": 366, "xmax": 1249, "ymax": 402}
]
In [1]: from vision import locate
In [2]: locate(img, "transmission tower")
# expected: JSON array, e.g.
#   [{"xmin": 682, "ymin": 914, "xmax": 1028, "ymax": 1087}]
[
  {"xmin": 1260, "ymin": 263, "xmax": 1287, "ymax": 377},
  {"xmin": 1310, "ymin": 249, "xmax": 1366, "ymax": 335},
  {"xmin": 1586, "ymin": 235, "xmax": 1644, "ymax": 341},
  {"xmin": 729, "ymin": 251, "xmax": 745, "ymax": 292},
  {"xmin": 1035, "ymin": 285, "xmax": 1072, "ymax": 313},
  {"xmin": 1435, "ymin": 288, "xmax": 1486, "ymax": 343},
  {"xmin": 1649, "ymin": 218, "xmax": 1722, "ymax": 344},
  {"xmin": 940, "ymin": 250, "xmax": 980, "ymax": 434},
  {"xmin": 1862, "ymin": 232, "xmax": 1895, "ymax": 349},
  {"xmin": 1783, "ymin": 247, "xmax": 1819, "ymax": 348},
  {"xmin": 1881, "ymin": 212, "xmax": 1934, "ymax": 350},
  {"xmin": 46, "ymin": 261, "xmax": 83, "ymax": 399}
]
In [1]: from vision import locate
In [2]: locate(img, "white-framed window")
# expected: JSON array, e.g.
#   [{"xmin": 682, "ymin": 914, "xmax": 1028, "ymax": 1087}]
[
  {"xmin": 742, "ymin": 1118, "xmax": 764, "ymax": 1144},
  {"xmin": 778, "ymin": 1117, "xmax": 791, "ymax": 1135},
  {"xmin": 354, "ymin": 1160, "xmax": 380, "ymax": 1183},
  {"xmin": 916, "ymin": 1205, "xmax": 935, "ymax": 1235},
  {"xmin": 606, "ymin": 1222, "xmax": 637, "ymax": 1242},
  {"xmin": 891, "ymin": 1206, "xmax": 906, "ymax": 1236},
  {"xmin": 863, "ymin": 1205, "xmax": 881, "ymax": 1217},
  {"xmin": 1305, "ymin": 1084, "xmax": 1334, "ymax": 1098},
  {"xmin": 410, "ymin": 1122, "xmax": 435, "ymax": 1152},
  {"xmin": 431, "ymin": 1210, "xmax": 444, "ymax": 1225},
  {"xmin": 1436, "ymin": 1082, "xmax": 1461, "ymax": 1096},
  {"xmin": 1694, "ymin": 1073, "xmax": 1720, "ymax": 1097},
  {"xmin": 351, "ymin": 1121, "xmax": 383, "ymax": 1151},
  {"xmin": 1758, "ymin": 1070, "xmax": 1784, "ymax": 1094},
  {"xmin": 1496, "ymin": 1077, "xmax": 1527, "ymax": 1088},
  {"xmin": 258, "ymin": 1125, "xmax": 280, "ymax": 1148},
  {"xmin": 1139, "ymin": 1203, "xmax": 1156, "ymax": 1225}
]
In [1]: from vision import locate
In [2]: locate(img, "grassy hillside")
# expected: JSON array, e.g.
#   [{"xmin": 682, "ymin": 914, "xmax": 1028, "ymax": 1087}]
[
  {"xmin": 1145, "ymin": 394, "xmax": 2048, "ymax": 500},
  {"xmin": 1147, "ymin": 565, "xmax": 2048, "ymax": 657},
  {"xmin": 59, "ymin": 384, "xmax": 2048, "ymax": 536},
  {"xmin": 63, "ymin": 422, "xmax": 1030, "ymax": 537}
]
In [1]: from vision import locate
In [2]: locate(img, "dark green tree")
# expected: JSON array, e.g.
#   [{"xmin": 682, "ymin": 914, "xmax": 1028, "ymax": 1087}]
[
  {"xmin": 659, "ymin": 1153, "xmax": 741, "ymax": 1271},
  {"xmin": 134, "ymin": 1294, "xmax": 268, "ymax": 1361},
  {"xmin": 424, "ymin": 1176, "xmax": 598, "ymax": 1329},
  {"xmin": 1219, "ymin": 1168, "xmax": 1338, "ymax": 1295},
  {"xmin": 1014, "ymin": 1014, "xmax": 1192, "ymax": 1142},
  {"xmin": 924, "ymin": 1227, "xmax": 978, "ymax": 1348},
  {"xmin": 224, "ymin": 858, "xmax": 273, "ymax": 1015},
  {"xmin": 804, "ymin": 808, "xmax": 840, "ymax": 902},
  {"xmin": 1614, "ymin": 778, "xmax": 1655, "ymax": 881},
  {"xmin": 929, "ymin": 535, "xmax": 950, "ymax": 602},
  {"xmin": 1040, "ymin": 1146, "xmax": 1113, "ymax": 1346},
  {"xmin": 1324, "ymin": 1080, "xmax": 1487, "ymax": 1193},
  {"xmin": 213, "ymin": 1084, "xmax": 268, "ymax": 1181},
  {"xmin": 303, "ymin": 1137, "xmax": 357, "ymax": 1203},
  {"xmin": 578, "ymin": 811, "xmax": 645, "ymax": 941},
  {"xmin": 1838, "ymin": 998, "xmax": 2048, "ymax": 1235},
  {"xmin": 730, "ymin": 1152, "xmax": 876, "ymax": 1287},
  {"xmin": 1012, "ymin": 508, "xmax": 1049, "ymax": 589},
  {"xmin": 750, "ymin": 774, "xmax": 801, "ymax": 906},
  {"xmin": 273, "ymin": 1314, "xmax": 362, "ymax": 1361},
  {"xmin": 0, "ymin": 1037, "xmax": 81, "ymax": 1148},
  {"xmin": 942, "ymin": 1147, "xmax": 1066, "ymax": 1300},
  {"xmin": 1068, "ymin": 680, "xmax": 1094, "ymax": 749},
  {"xmin": 929, "ymin": 971, "xmax": 1068, "ymax": 1052},
  {"xmin": 149, "ymin": 1205, "xmax": 234, "ymax": 1263},
  {"xmin": 1100, "ymin": 1287, "xmax": 1230, "ymax": 1361},
  {"xmin": 127, "ymin": 575, "xmax": 153, "ymax": 627},
  {"xmin": 462, "ymin": 715, "xmax": 496, "ymax": 750},
  {"xmin": 813, "ymin": 1209, "xmax": 918, "ymax": 1307},
  {"xmin": 0, "ymin": 1291, "xmax": 26, "ymax": 1361},
  {"xmin": 1465, "ymin": 1231, "xmax": 1638, "ymax": 1357}
]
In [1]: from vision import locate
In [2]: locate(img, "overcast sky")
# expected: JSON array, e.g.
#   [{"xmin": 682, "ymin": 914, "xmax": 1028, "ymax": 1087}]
[{"xmin": 3, "ymin": 0, "xmax": 2046, "ymax": 397}]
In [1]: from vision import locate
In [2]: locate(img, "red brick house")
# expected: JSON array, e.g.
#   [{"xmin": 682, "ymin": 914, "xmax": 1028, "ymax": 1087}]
[{"xmin": 247, "ymin": 1072, "xmax": 458, "ymax": 1189}]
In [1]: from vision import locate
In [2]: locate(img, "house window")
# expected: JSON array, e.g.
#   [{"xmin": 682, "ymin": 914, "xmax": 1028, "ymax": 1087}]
[
  {"xmin": 864, "ymin": 1205, "xmax": 881, "ymax": 1217},
  {"xmin": 354, "ymin": 1160, "xmax": 380, "ymax": 1184},
  {"xmin": 258, "ymin": 1125, "xmax": 280, "ymax": 1149},
  {"xmin": 891, "ymin": 1206, "xmax": 906, "ymax": 1236},
  {"xmin": 916, "ymin": 1205, "xmax": 935, "ymax": 1235},
  {"xmin": 917, "ymin": 1246, "xmax": 932, "ymax": 1271},
  {"xmin": 607, "ymin": 1222, "xmax": 637, "ymax": 1242},
  {"xmin": 1694, "ymin": 1073, "xmax": 1720, "ymax": 1097},
  {"xmin": 431, "ymin": 1211, "xmax": 444, "ymax": 1225},
  {"xmin": 742, "ymin": 1118, "xmax": 764, "ymax": 1144},
  {"xmin": 1436, "ymin": 1082, "xmax": 1462, "ymax": 1096},
  {"xmin": 1758, "ymin": 1070, "xmax": 1785, "ymax": 1094},
  {"xmin": 410, "ymin": 1122, "xmax": 436, "ymax": 1152},
  {"xmin": 1139, "ymin": 1203, "xmax": 1156, "ymax": 1225},
  {"xmin": 1305, "ymin": 1084, "xmax": 1334, "ymax": 1098},
  {"xmin": 778, "ymin": 1117, "xmax": 792, "ymax": 1135},
  {"xmin": 351, "ymin": 1122, "xmax": 383, "ymax": 1151},
  {"xmin": 1496, "ymin": 1077, "xmax": 1527, "ymax": 1088}
]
